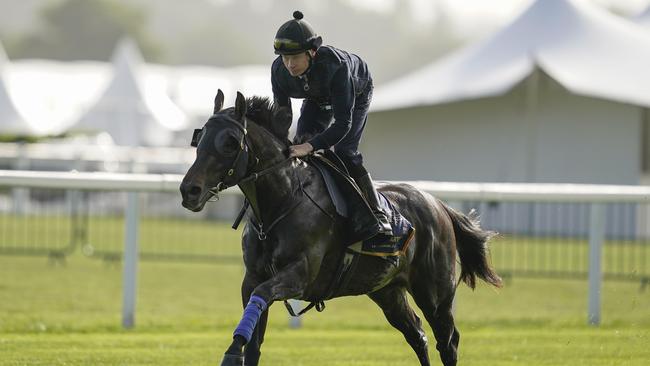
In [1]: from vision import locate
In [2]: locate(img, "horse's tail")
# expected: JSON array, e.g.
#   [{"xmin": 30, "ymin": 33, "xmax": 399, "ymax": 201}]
[{"xmin": 440, "ymin": 201, "xmax": 503, "ymax": 289}]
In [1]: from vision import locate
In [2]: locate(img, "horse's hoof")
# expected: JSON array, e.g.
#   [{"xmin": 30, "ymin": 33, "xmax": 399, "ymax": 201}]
[{"xmin": 220, "ymin": 353, "xmax": 244, "ymax": 366}]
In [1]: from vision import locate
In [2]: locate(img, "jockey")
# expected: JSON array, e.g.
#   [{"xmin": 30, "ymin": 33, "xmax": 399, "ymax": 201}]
[{"xmin": 271, "ymin": 10, "xmax": 393, "ymax": 236}]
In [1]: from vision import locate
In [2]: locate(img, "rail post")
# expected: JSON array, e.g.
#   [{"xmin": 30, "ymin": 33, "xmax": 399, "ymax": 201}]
[
  {"xmin": 588, "ymin": 203, "xmax": 605, "ymax": 326},
  {"xmin": 122, "ymin": 191, "xmax": 140, "ymax": 329}
]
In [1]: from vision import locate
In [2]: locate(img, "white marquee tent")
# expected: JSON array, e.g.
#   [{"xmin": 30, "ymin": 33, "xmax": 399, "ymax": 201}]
[
  {"xmin": 1, "ymin": 47, "xmax": 283, "ymax": 146},
  {"xmin": 368, "ymin": 0, "xmax": 650, "ymax": 184},
  {"xmin": 7, "ymin": 59, "xmax": 109, "ymax": 137},
  {"xmin": 366, "ymin": 0, "xmax": 650, "ymax": 237},
  {"xmin": 373, "ymin": 0, "xmax": 650, "ymax": 112},
  {"xmin": 71, "ymin": 38, "xmax": 189, "ymax": 146},
  {"xmin": 0, "ymin": 42, "xmax": 41, "ymax": 136},
  {"xmin": 0, "ymin": 21, "xmax": 315, "ymax": 146},
  {"xmin": 3, "ymin": 59, "xmax": 276, "ymax": 142}
]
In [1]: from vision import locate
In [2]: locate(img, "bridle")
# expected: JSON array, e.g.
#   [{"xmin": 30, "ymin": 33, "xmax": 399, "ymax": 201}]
[{"xmin": 191, "ymin": 114, "xmax": 292, "ymax": 202}]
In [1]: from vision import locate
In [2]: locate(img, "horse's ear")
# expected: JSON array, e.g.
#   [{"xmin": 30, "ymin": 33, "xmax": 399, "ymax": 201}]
[
  {"xmin": 214, "ymin": 89, "xmax": 224, "ymax": 114},
  {"xmin": 234, "ymin": 91, "xmax": 247, "ymax": 121}
]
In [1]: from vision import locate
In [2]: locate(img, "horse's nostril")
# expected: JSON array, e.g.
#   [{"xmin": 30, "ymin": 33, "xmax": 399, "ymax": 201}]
[{"xmin": 189, "ymin": 186, "xmax": 202, "ymax": 197}]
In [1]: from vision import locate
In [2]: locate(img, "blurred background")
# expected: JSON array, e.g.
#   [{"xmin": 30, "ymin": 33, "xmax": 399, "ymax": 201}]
[{"xmin": 2, "ymin": 1, "xmax": 650, "ymax": 365}]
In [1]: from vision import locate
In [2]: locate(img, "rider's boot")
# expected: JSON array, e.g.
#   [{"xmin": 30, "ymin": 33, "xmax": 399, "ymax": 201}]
[{"xmin": 356, "ymin": 173, "xmax": 393, "ymax": 236}]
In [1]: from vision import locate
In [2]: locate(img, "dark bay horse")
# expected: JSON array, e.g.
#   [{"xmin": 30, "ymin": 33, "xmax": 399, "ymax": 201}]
[{"xmin": 180, "ymin": 90, "xmax": 502, "ymax": 366}]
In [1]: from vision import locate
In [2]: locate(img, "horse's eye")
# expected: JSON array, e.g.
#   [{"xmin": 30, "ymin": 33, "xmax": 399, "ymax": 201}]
[{"xmin": 215, "ymin": 131, "xmax": 240, "ymax": 157}]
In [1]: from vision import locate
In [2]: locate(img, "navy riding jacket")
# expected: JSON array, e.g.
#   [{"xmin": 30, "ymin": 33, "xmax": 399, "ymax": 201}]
[{"xmin": 271, "ymin": 45, "xmax": 372, "ymax": 151}]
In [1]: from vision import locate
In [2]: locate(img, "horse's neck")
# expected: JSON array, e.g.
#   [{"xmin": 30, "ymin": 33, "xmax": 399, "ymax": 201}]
[{"xmin": 239, "ymin": 124, "xmax": 295, "ymax": 221}]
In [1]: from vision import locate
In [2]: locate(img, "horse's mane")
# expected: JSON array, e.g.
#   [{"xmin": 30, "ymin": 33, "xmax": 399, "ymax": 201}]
[{"xmin": 244, "ymin": 96, "xmax": 292, "ymax": 146}]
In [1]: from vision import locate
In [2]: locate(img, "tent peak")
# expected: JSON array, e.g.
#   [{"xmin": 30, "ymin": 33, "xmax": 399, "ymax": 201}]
[
  {"xmin": 372, "ymin": 0, "xmax": 650, "ymax": 111},
  {"xmin": 110, "ymin": 37, "xmax": 145, "ymax": 69},
  {"xmin": 0, "ymin": 41, "xmax": 8, "ymax": 71}
]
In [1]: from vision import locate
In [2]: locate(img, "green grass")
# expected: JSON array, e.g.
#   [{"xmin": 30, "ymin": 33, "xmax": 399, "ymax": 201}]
[
  {"xmin": 2, "ymin": 327, "xmax": 649, "ymax": 366},
  {"xmin": 492, "ymin": 235, "xmax": 650, "ymax": 279},
  {"xmin": 3, "ymin": 213, "xmax": 650, "ymax": 278},
  {"xmin": 0, "ymin": 214, "xmax": 243, "ymax": 258},
  {"xmin": 1, "ymin": 216, "xmax": 650, "ymax": 364},
  {"xmin": 1, "ymin": 251, "xmax": 650, "ymax": 365}
]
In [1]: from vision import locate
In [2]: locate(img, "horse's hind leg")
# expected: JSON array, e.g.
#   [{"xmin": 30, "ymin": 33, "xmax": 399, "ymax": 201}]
[
  {"xmin": 411, "ymin": 290, "xmax": 459, "ymax": 366},
  {"xmin": 368, "ymin": 285, "xmax": 431, "ymax": 366}
]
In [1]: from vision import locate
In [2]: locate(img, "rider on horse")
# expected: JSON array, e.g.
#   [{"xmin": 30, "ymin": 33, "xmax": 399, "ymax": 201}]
[{"xmin": 271, "ymin": 10, "xmax": 393, "ymax": 236}]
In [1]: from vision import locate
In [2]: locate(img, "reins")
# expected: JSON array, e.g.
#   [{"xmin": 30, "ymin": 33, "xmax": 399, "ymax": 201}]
[{"xmin": 230, "ymin": 157, "xmax": 296, "ymax": 234}]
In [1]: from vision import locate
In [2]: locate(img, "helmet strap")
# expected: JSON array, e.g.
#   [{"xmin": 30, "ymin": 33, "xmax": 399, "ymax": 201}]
[{"xmin": 298, "ymin": 51, "xmax": 314, "ymax": 77}]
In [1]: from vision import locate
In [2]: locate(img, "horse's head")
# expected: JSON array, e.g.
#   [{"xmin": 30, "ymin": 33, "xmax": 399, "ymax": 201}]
[
  {"xmin": 180, "ymin": 90, "xmax": 293, "ymax": 212},
  {"xmin": 180, "ymin": 90, "xmax": 251, "ymax": 212}
]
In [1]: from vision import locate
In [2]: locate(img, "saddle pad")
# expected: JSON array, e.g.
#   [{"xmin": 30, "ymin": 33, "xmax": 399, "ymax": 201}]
[
  {"xmin": 348, "ymin": 192, "xmax": 415, "ymax": 259},
  {"xmin": 308, "ymin": 151, "xmax": 414, "ymax": 247}
]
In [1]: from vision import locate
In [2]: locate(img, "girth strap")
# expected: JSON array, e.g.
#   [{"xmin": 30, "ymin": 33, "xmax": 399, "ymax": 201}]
[
  {"xmin": 235, "ymin": 156, "xmax": 356, "ymax": 317},
  {"xmin": 283, "ymin": 300, "xmax": 325, "ymax": 317},
  {"xmin": 283, "ymin": 246, "xmax": 359, "ymax": 318}
]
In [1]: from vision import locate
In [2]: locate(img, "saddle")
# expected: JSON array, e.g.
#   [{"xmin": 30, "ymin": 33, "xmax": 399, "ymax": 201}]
[
  {"xmin": 283, "ymin": 151, "xmax": 415, "ymax": 317},
  {"xmin": 307, "ymin": 151, "xmax": 414, "ymax": 260},
  {"xmin": 232, "ymin": 151, "xmax": 415, "ymax": 317}
]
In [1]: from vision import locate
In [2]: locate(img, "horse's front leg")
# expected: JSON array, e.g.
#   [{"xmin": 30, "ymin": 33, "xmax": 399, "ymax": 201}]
[
  {"xmin": 239, "ymin": 272, "xmax": 268, "ymax": 366},
  {"xmin": 221, "ymin": 257, "xmax": 309, "ymax": 366}
]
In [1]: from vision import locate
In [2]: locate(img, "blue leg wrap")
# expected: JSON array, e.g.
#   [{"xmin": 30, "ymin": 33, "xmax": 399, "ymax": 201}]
[{"xmin": 233, "ymin": 295, "xmax": 268, "ymax": 343}]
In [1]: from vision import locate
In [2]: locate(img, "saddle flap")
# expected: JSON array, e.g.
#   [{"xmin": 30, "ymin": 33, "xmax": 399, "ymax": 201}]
[
  {"xmin": 310, "ymin": 156, "xmax": 350, "ymax": 218},
  {"xmin": 309, "ymin": 151, "xmax": 370, "ymax": 218},
  {"xmin": 308, "ymin": 151, "xmax": 379, "ymax": 243}
]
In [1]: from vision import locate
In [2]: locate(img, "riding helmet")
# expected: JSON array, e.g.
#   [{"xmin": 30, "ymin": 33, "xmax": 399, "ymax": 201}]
[{"xmin": 273, "ymin": 11, "xmax": 323, "ymax": 55}]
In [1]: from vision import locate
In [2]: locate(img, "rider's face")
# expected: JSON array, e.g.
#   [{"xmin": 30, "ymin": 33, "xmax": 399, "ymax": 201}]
[{"xmin": 282, "ymin": 52, "xmax": 311, "ymax": 76}]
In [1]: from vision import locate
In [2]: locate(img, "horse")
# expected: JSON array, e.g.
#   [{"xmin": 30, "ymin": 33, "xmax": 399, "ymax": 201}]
[{"xmin": 180, "ymin": 90, "xmax": 502, "ymax": 366}]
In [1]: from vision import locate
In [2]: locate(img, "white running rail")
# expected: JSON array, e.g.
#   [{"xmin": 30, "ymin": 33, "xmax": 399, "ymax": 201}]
[{"xmin": 3, "ymin": 169, "xmax": 650, "ymax": 327}]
